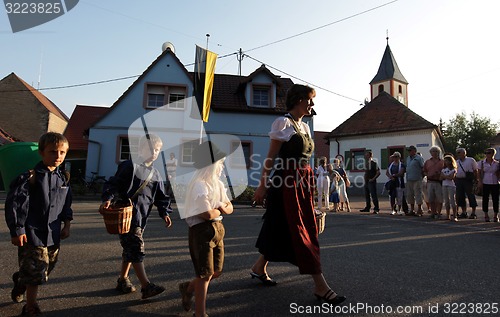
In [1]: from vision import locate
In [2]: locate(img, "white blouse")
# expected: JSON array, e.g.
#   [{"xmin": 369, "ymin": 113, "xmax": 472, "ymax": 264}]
[
  {"xmin": 268, "ymin": 116, "xmax": 311, "ymax": 142},
  {"xmin": 185, "ymin": 179, "xmax": 230, "ymax": 227}
]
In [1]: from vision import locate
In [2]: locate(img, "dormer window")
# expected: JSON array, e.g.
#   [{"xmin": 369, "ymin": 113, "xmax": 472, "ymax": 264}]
[
  {"xmin": 252, "ymin": 85, "xmax": 271, "ymax": 107},
  {"xmin": 378, "ymin": 84, "xmax": 384, "ymax": 94}
]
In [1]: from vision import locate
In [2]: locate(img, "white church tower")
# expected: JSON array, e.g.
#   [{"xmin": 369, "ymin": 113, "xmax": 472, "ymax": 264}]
[{"xmin": 369, "ymin": 38, "xmax": 409, "ymax": 106}]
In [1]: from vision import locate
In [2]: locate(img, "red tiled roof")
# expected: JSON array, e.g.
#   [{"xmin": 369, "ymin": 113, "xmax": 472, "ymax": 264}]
[
  {"xmin": 64, "ymin": 105, "xmax": 110, "ymax": 150},
  {"xmin": 328, "ymin": 91, "xmax": 438, "ymax": 138}
]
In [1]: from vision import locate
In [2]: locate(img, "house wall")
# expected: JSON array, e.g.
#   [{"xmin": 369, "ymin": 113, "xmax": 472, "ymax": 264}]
[
  {"xmin": 329, "ymin": 129, "xmax": 442, "ymax": 194},
  {"xmin": 47, "ymin": 112, "xmax": 68, "ymax": 134},
  {"xmin": 0, "ymin": 86, "xmax": 47, "ymax": 141}
]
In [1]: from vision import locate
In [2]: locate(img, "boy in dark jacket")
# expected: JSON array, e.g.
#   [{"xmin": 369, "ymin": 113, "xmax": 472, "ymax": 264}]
[
  {"xmin": 5, "ymin": 132, "xmax": 73, "ymax": 316},
  {"xmin": 101, "ymin": 133, "xmax": 172, "ymax": 300}
]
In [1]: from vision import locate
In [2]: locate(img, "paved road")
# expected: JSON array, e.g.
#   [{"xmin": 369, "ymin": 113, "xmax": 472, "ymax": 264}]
[{"xmin": 1, "ymin": 196, "xmax": 499, "ymax": 317}]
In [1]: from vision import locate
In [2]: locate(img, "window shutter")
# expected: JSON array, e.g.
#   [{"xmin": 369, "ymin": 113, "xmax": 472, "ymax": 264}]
[{"xmin": 381, "ymin": 148, "xmax": 389, "ymax": 169}]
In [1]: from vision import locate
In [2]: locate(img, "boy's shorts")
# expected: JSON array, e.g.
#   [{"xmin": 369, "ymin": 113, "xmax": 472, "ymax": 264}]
[
  {"xmin": 189, "ymin": 221, "xmax": 225, "ymax": 279},
  {"xmin": 18, "ymin": 244, "xmax": 60, "ymax": 285},
  {"xmin": 119, "ymin": 227, "xmax": 145, "ymax": 263}
]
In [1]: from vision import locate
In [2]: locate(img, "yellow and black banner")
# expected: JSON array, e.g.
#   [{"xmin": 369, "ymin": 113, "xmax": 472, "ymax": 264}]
[{"xmin": 193, "ymin": 45, "xmax": 217, "ymax": 122}]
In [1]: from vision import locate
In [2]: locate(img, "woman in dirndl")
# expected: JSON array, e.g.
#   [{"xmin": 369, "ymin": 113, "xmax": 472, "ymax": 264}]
[{"xmin": 250, "ymin": 84, "xmax": 345, "ymax": 306}]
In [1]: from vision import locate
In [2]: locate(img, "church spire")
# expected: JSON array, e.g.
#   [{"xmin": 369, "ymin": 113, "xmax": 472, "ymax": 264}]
[{"xmin": 369, "ymin": 37, "xmax": 409, "ymax": 106}]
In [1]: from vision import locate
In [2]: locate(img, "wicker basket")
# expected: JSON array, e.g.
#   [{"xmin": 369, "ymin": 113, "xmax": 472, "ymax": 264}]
[
  {"xmin": 100, "ymin": 200, "xmax": 133, "ymax": 234},
  {"xmin": 314, "ymin": 209, "xmax": 326, "ymax": 234}
]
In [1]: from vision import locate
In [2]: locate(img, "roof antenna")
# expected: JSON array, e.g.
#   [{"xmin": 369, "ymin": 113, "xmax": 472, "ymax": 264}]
[{"xmin": 37, "ymin": 46, "xmax": 43, "ymax": 90}]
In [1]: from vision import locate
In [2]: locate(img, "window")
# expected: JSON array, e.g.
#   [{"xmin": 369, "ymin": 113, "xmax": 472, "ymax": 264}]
[
  {"xmin": 147, "ymin": 85, "xmax": 165, "ymax": 108},
  {"xmin": 378, "ymin": 84, "xmax": 384, "ymax": 94},
  {"xmin": 252, "ymin": 86, "xmax": 270, "ymax": 107},
  {"xmin": 231, "ymin": 141, "xmax": 252, "ymax": 169},
  {"xmin": 398, "ymin": 85, "xmax": 403, "ymax": 94},
  {"xmin": 350, "ymin": 149, "xmax": 366, "ymax": 171},
  {"xmin": 181, "ymin": 140, "xmax": 196, "ymax": 164},
  {"xmin": 145, "ymin": 84, "xmax": 187, "ymax": 109},
  {"xmin": 167, "ymin": 86, "xmax": 187, "ymax": 109},
  {"xmin": 118, "ymin": 137, "xmax": 139, "ymax": 161}
]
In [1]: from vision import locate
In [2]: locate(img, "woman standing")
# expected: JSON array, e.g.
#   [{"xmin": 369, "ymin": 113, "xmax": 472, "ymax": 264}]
[
  {"xmin": 386, "ymin": 152, "xmax": 406, "ymax": 215},
  {"xmin": 250, "ymin": 84, "xmax": 345, "ymax": 306},
  {"xmin": 316, "ymin": 157, "xmax": 330, "ymax": 210},
  {"xmin": 333, "ymin": 158, "xmax": 351, "ymax": 212},
  {"xmin": 477, "ymin": 148, "xmax": 500, "ymax": 222}
]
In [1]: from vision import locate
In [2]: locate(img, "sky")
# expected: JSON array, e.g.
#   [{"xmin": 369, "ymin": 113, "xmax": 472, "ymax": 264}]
[{"xmin": 1, "ymin": 0, "xmax": 499, "ymax": 132}]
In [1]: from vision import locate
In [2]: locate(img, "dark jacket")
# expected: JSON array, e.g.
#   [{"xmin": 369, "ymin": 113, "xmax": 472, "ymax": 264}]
[
  {"xmin": 5, "ymin": 162, "xmax": 73, "ymax": 246},
  {"xmin": 102, "ymin": 160, "xmax": 172, "ymax": 229}
]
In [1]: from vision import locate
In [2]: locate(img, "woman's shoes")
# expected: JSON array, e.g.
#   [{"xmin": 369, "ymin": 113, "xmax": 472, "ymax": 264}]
[
  {"xmin": 485, "ymin": 214, "xmax": 490, "ymax": 222},
  {"xmin": 314, "ymin": 289, "xmax": 346, "ymax": 306},
  {"xmin": 250, "ymin": 272, "xmax": 277, "ymax": 286}
]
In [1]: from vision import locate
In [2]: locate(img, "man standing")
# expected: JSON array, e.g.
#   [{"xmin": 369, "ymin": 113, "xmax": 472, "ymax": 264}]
[
  {"xmin": 423, "ymin": 147, "xmax": 444, "ymax": 219},
  {"xmin": 455, "ymin": 148, "xmax": 479, "ymax": 219},
  {"xmin": 360, "ymin": 151, "xmax": 381, "ymax": 214},
  {"xmin": 405, "ymin": 145, "xmax": 425, "ymax": 216}
]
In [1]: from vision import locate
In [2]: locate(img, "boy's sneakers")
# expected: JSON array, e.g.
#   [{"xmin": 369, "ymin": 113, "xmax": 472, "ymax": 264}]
[
  {"xmin": 179, "ymin": 281, "xmax": 193, "ymax": 311},
  {"xmin": 21, "ymin": 303, "xmax": 42, "ymax": 316},
  {"xmin": 12, "ymin": 272, "xmax": 26, "ymax": 303},
  {"xmin": 141, "ymin": 282, "xmax": 165, "ymax": 299},
  {"xmin": 116, "ymin": 277, "xmax": 136, "ymax": 294}
]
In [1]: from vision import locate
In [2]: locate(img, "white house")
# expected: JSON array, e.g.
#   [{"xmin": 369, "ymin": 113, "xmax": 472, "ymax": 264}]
[{"xmin": 327, "ymin": 43, "xmax": 444, "ymax": 193}]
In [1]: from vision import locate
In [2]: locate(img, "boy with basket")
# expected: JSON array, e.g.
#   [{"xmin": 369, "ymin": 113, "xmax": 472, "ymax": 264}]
[
  {"xmin": 5, "ymin": 132, "xmax": 73, "ymax": 316},
  {"xmin": 100, "ymin": 134, "xmax": 172, "ymax": 299}
]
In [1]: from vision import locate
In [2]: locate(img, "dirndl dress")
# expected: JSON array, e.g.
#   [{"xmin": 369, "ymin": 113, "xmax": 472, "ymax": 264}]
[{"xmin": 255, "ymin": 115, "xmax": 321, "ymax": 274}]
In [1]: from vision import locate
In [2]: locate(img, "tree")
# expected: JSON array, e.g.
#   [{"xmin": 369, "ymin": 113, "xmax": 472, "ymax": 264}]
[{"xmin": 442, "ymin": 112, "xmax": 498, "ymax": 160}]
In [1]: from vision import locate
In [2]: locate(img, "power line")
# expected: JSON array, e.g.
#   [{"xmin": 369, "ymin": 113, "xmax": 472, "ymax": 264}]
[
  {"xmin": 244, "ymin": 54, "xmax": 362, "ymax": 103},
  {"xmin": 38, "ymin": 74, "xmax": 140, "ymax": 91},
  {"xmin": 244, "ymin": 0, "xmax": 399, "ymax": 53},
  {"xmin": 5, "ymin": 1, "xmax": 396, "ymax": 97}
]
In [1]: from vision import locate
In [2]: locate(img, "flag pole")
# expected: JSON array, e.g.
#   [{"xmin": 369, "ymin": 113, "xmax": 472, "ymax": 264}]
[{"xmin": 200, "ymin": 34, "xmax": 210, "ymax": 144}]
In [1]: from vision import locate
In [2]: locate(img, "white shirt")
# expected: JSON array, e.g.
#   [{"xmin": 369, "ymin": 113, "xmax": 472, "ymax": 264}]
[
  {"xmin": 479, "ymin": 159, "xmax": 500, "ymax": 185},
  {"xmin": 316, "ymin": 165, "xmax": 329, "ymax": 178},
  {"xmin": 441, "ymin": 168, "xmax": 456, "ymax": 187},
  {"xmin": 185, "ymin": 179, "xmax": 229, "ymax": 227},
  {"xmin": 268, "ymin": 116, "xmax": 311, "ymax": 142},
  {"xmin": 456, "ymin": 157, "xmax": 478, "ymax": 178}
]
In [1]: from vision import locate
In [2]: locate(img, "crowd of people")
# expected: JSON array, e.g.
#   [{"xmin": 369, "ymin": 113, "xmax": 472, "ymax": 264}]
[
  {"xmin": 6, "ymin": 84, "xmax": 497, "ymax": 316},
  {"xmin": 367, "ymin": 146, "xmax": 499, "ymax": 222},
  {"xmin": 314, "ymin": 158, "xmax": 351, "ymax": 213}
]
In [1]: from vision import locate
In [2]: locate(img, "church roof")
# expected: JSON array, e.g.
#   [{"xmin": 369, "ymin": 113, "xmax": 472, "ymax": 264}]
[
  {"xmin": 369, "ymin": 44, "xmax": 408, "ymax": 84},
  {"xmin": 327, "ymin": 91, "xmax": 438, "ymax": 138}
]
